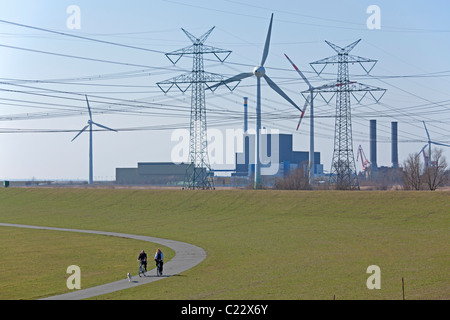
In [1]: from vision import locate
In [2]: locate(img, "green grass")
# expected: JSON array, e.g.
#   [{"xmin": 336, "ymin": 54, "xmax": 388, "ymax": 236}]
[
  {"xmin": 0, "ymin": 226, "xmax": 173, "ymax": 300},
  {"xmin": 0, "ymin": 188, "xmax": 448, "ymax": 300}
]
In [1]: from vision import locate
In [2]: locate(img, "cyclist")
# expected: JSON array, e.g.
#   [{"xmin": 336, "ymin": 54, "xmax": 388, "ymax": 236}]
[
  {"xmin": 137, "ymin": 250, "xmax": 147, "ymax": 276},
  {"xmin": 154, "ymin": 248, "xmax": 164, "ymax": 276}
]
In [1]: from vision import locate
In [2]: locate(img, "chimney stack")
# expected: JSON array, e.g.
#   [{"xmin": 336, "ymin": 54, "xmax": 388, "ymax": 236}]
[
  {"xmin": 244, "ymin": 97, "xmax": 248, "ymax": 133},
  {"xmin": 370, "ymin": 120, "xmax": 378, "ymax": 170},
  {"xmin": 391, "ymin": 121, "xmax": 399, "ymax": 168}
]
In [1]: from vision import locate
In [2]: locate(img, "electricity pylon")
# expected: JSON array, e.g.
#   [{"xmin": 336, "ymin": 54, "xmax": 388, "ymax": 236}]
[
  {"xmin": 310, "ymin": 40, "xmax": 386, "ymax": 190},
  {"xmin": 157, "ymin": 27, "xmax": 232, "ymax": 190}
]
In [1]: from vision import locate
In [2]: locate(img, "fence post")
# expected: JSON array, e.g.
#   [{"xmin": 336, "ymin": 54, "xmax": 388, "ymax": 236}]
[{"xmin": 402, "ymin": 277, "xmax": 405, "ymax": 300}]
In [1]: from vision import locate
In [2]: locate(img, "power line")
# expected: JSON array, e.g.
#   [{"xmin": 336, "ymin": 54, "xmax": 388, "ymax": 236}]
[
  {"xmin": 0, "ymin": 43, "xmax": 165, "ymax": 70},
  {"xmin": 0, "ymin": 19, "xmax": 166, "ymax": 54}
]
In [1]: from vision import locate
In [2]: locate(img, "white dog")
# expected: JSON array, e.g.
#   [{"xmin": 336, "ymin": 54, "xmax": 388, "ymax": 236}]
[{"xmin": 127, "ymin": 272, "xmax": 132, "ymax": 282}]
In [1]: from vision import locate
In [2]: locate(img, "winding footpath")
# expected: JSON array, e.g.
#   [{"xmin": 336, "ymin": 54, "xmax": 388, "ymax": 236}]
[{"xmin": 0, "ymin": 223, "xmax": 207, "ymax": 300}]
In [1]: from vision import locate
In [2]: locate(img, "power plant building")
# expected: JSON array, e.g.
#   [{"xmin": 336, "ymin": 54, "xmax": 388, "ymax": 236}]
[
  {"xmin": 233, "ymin": 132, "xmax": 322, "ymax": 177},
  {"xmin": 115, "ymin": 132, "xmax": 322, "ymax": 185},
  {"xmin": 116, "ymin": 162, "xmax": 194, "ymax": 185}
]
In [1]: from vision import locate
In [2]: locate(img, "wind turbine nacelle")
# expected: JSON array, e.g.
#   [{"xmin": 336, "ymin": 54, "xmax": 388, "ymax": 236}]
[{"xmin": 253, "ymin": 66, "xmax": 266, "ymax": 78}]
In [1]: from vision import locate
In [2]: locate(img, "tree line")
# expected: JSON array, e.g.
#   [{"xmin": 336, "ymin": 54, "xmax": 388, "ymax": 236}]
[{"xmin": 273, "ymin": 148, "xmax": 449, "ymax": 191}]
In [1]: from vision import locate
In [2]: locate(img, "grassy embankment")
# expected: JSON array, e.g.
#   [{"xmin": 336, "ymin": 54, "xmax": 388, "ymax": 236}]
[{"xmin": 0, "ymin": 188, "xmax": 448, "ymax": 300}]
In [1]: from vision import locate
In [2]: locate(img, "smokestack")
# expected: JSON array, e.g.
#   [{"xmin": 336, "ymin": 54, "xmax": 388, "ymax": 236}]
[
  {"xmin": 391, "ymin": 121, "xmax": 398, "ymax": 168},
  {"xmin": 370, "ymin": 120, "xmax": 377, "ymax": 169},
  {"xmin": 244, "ymin": 97, "xmax": 248, "ymax": 133}
]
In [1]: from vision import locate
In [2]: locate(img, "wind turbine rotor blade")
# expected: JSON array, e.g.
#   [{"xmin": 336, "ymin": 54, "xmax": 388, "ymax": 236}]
[
  {"xmin": 422, "ymin": 121, "xmax": 431, "ymax": 141},
  {"xmin": 260, "ymin": 13, "xmax": 274, "ymax": 66},
  {"xmin": 296, "ymin": 94, "xmax": 310, "ymax": 131},
  {"xmin": 263, "ymin": 74, "xmax": 300, "ymax": 111},
  {"xmin": 418, "ymin": 144, "xmax": 428, "ymax": 155},
  {"xmin": 92, "ymin": 121, "xmax": 118, "ymax": 132},
  {"xmin": 431, "ymin": 141, "xmax": 450, "ymax": 148},
  {"xmin": 71, "ymin": 125, "xmax": 89, "ymax": 142},
  {"xmin": 209, "ymin": 72, "xmax": 253, "ymax": 90},
  {"xmin": 284, "ymin": 53, "xmax": 312, "ymax": 89},
  {"xmin": 85, "ymin": 95, "xmax": 92, "ymax": 121}
]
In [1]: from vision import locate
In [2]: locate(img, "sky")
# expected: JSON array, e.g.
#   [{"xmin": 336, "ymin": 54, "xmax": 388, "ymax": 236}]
[{"xmin": 0, "ymin": 0, "xmax": 449, "ymax": 181}]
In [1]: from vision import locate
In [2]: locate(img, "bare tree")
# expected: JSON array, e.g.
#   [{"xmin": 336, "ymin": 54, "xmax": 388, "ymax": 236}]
[
  {"xmin": 423, "ymin": 148, "xmax": 449, "ymax": 191},
  {"xmin": 274, "ymin": 164, "xmax": 311, "ymax": 190},
  {"xmin": 402, "ymin": 153, "xmax": 424, "ymax": 190}
]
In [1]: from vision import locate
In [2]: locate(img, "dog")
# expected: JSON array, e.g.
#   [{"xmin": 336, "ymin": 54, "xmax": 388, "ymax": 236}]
[{"xmin": 127, "ymin": 272, "xmax": 132, "ymax": 282}]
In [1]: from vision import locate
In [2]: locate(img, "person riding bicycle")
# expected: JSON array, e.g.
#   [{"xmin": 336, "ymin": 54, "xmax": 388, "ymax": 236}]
[
  {"xmin": 154, "ymin": 248, "xmax": 163, "ymax": 275},
  {"xmin": 137, "ymin": 250, "xmax": 147, "ymax": 275}
]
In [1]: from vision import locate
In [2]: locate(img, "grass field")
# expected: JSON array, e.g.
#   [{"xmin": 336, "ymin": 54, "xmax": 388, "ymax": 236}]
[
  {"xmin": 0, "ymin": 188, "xmax": 448, "ymax": 300},
  {"xmin": 0, "ymin": 227, "xmax": 173, "ymax": 299}
]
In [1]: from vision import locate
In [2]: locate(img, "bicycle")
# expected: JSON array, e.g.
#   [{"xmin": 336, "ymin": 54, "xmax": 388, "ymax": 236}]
[
  {"xmin": 138, "ymin": 260, "xmax": 147, "ymax": 277},
  {"xmin": 155, "ymin": 259, "xmax": 163, "ymax": 277}
]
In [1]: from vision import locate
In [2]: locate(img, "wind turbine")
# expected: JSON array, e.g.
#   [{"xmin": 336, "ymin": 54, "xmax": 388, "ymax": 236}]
[
  {"xmin": 210, "ymin": 13, "xmax": 301, "ymax": 189},
  {"xmin": 419, "ymin": 121, "xmax": 450, "ymax": 168},
  {"xmin": 71, "ymin": 95, "xmax": 117, "ymax": 184},
  {"xmin": 284, "ymin": 53, "xmax": 338, "ymax": 184},
  {"xmin": 284, "ymin": 53, "xmax": 317, "ymax": 184}
]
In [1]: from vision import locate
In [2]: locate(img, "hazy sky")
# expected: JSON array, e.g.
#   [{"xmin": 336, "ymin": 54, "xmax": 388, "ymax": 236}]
[{"xmin": 0, "ymin": 0, "xmax": 449, "ymax": 180}]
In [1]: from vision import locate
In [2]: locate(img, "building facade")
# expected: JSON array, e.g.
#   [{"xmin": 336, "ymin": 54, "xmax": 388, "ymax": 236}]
[
  {"xmin": 116, "ymin": 162, "xmax": 194, "ymax": 185},
  {"xmin": 232, "ymin": 133, "xmax": 322, "ymax": 177}
]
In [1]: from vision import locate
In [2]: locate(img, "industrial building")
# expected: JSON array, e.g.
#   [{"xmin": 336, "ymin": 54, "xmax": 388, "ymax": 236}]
[
  {"xmin": 116, "ymin": 95, "xmax": 324, "ymax": 186},
  {"xmin": 232, "ymin": 132, "xmax": 322, "ymax": 178},
  {"xmin": 116, "ymin": 162, "xmax": 194, "ymax": 185},
  {"xmin": 115, "ymin": 132, "xmax": 322, "ymax": 186}
]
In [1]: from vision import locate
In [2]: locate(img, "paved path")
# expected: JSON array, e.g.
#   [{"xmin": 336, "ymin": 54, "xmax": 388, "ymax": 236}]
[{"xmin": 0, "ymin": 223, "xmax": 207, "ymax": 300}]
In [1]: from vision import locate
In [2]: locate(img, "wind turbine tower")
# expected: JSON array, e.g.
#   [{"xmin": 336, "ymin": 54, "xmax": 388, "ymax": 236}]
[
  {"xmin": 284, "ymin": 54, "xmax": 339, "ymax": 184},
  {"xmin": 210, "ymin": 14, "xmax": 301, "ymax": 189},
  {"xmin": 71, "ymin": 95, "xmax": 117, "ymax": 184},
  {"xmin": 420, "ymin": 121, "xmax": 450, "ymax": 168}
]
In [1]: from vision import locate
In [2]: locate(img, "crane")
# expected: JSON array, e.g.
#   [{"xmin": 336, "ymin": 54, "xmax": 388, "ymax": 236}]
[{"xmin": 357, "ymin": 145, "xmax": 370, "ymax": 171}]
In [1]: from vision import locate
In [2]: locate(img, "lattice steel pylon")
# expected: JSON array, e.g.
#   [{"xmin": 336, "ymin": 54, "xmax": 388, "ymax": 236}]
[
  {"xmin": 157, "ymin": 27, "xmax": 232, "ymax": 190},
  {"xmin": 310, "ymin": 40, "xmax": 386, "ymax": 190}
]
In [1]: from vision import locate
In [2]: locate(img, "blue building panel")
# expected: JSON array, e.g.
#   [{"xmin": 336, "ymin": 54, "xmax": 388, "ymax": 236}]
[{"xmin": 232, "ymin": 133, "xmax": 321, "ymax": 177}]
